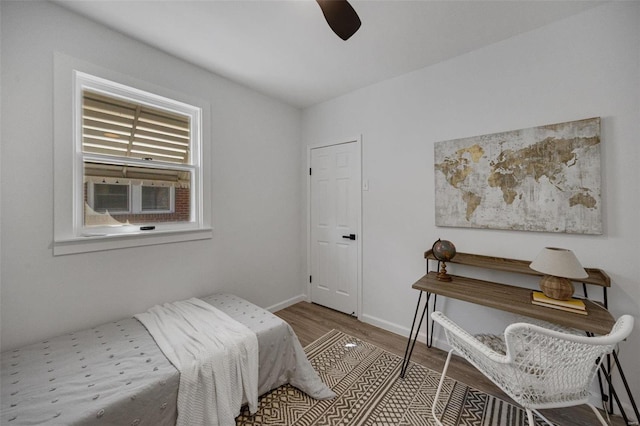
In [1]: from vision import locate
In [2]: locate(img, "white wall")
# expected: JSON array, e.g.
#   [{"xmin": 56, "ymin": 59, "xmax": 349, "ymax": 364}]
[
  {"xmin": 0, "ymin": 1, "xmax": 305, "ymax": 350},
  {"xmin": 303, "ymin": 1, "xmax": 639, "ymax": 415},
  {"xmin": 2, "ymin": 0, "xmax": 639, "ymax": 416}
]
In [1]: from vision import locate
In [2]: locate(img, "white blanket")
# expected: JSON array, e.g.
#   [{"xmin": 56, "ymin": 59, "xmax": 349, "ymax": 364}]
[{"xmin": 135, "ymin": 298, "xmax": 258, "ymax": 426}]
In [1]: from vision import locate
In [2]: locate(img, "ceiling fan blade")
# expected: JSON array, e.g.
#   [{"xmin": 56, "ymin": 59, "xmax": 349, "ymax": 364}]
[{"xmin": 316, "ymin": 0, "xmax": 361, "ymax": 41}]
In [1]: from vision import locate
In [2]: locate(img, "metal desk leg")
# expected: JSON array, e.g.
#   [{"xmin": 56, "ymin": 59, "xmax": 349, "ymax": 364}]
[
  {"xmin": 599, "ymin": 362, "xmax": 630, "ymax": 425},
  {"xmin": 400, "ymin": 291, "xmax": 431, "ymax": 378},
  {"xmin": 400, "ymin": 291, "xmax": 424, "ymax": 377},
  {"xmin": 607, "ymin": 354, "xmax": 614, "ymax": 414},
  {"xmin": 427, "ymin": 293, "xmax": 437, "ymax": 348},
  {"xmin": 597, "ymin": 286, "xmax": 638, "ymax": 423},
  {"xmin": 612, "ymin": 349, "xmax": 640, "ymax": 423},
  {"xmin": 589, "ymin": 334, "xmax": 639, "ymax": 424},
  {"xmin": 596, "ymin": 367, "xmax": 607, "ymax": 412}
]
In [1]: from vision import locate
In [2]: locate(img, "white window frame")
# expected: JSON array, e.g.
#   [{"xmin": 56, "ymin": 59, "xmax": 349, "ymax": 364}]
[
  {"xmin": 75, "ymin": 71, "xmax": 201, "ymax": 234},
  {"xmin": 53, "ymin": 53, "xmax": 212, "ymax": 255}
]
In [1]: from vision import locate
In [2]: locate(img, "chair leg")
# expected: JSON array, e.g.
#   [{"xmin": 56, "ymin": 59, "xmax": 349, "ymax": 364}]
[
  {"xmin": 532, "ymin": 409, "xmax": 554, "ymax": 425},
  {"xmin": 526, "ymin": 409, "xmax": 536, "ymax": 426},
  {"xmin": 527, "ymin": 406, "xmax": 608, "ymax": 426},
  {"xmin": 432, "ymin": 349, "xmax": 455, "ymax": 426},
  {"xmin": 588, "ymin": 403, "xmax": 609, "ymax": 426}
]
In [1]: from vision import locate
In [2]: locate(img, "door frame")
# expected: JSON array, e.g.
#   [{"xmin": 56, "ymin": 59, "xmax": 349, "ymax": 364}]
[{"xmin": 306, "ymin": 135, "xmax": 363, "ymax": 318}]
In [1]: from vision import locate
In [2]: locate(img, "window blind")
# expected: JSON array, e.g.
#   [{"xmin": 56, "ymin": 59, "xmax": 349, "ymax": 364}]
[{"xmin": 82, "ymin": 91, "xmax": 190, "ymax": 164}]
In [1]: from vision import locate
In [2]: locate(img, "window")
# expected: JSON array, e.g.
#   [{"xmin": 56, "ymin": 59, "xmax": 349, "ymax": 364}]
[
  {"xmin": 53, "ymin": 55, "xmax": 212, "ymax": 255},
  {"xmin": 141, "ymin": 186, "xmax": 172, "ymax": 212},
  {"xmin": 86, "ymin": 181, "xmax": 176, "ymax": 216},
  {"xmin": 77, "ymin": 81, "xmax": 199, "ymax": 235},
  {"xmin": 92, "ymin": 183, "xmax": 130, "ymax": 213}
]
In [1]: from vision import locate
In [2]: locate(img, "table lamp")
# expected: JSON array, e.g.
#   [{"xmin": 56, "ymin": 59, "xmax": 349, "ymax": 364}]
[{"xmin": 529, "ymin": 247, "xmax": 588, "ymax": 300}]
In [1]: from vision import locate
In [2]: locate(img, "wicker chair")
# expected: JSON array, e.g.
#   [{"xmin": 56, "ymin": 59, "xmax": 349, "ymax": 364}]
[{"xmin": 430, "ymin": 311, "xmax": 634, "ymax": 426}]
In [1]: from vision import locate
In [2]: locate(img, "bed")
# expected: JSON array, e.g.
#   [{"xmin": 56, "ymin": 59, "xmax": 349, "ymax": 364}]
[{"xmin": 1, "ymin": 293, "xmax": 333, "ymax": 425}]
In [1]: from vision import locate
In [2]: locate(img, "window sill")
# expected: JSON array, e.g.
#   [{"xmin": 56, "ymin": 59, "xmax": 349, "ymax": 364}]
[{"xmin": 53, "ymin": 227, "xmax": 212, "ymax": 256}]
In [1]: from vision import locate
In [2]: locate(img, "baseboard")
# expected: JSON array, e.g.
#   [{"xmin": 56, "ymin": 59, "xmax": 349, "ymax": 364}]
[
  {"xmin": 266, "ymin": 293, "xmax": 308, "ymax": 313},
  {"xmin": 360, "ymin": 313, "xmax": 449, "ymax": 351}
]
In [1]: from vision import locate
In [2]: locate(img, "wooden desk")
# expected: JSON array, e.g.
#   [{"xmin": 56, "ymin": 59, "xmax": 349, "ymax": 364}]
[
  {"xmin": 400, "ymin": 251, "xmax": 637, "ymax": 425},
  {"xmin": 413, "ymin": 271, "xmax": 614, "ymax": 335}
]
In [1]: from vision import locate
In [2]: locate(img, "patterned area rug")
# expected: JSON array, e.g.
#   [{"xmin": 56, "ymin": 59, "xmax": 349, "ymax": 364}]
[{"xmin": 236, "ymin": 330, "xmax": 542, "ymax": 426}]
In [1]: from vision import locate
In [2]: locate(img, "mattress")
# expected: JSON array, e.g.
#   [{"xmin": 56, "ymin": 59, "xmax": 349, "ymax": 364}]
[{"xmin": 1, "ymin": 293, "xmax": 331, "ymax": 425}]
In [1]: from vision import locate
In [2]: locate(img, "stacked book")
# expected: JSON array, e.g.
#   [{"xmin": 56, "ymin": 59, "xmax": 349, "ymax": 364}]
[{"xmin": 531, "ymin": 291, "xmax": 587, "ymax": 315}]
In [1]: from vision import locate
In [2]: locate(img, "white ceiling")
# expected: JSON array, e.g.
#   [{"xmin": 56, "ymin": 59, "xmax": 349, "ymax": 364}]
[{"xmin": 55, "ymin": 0, "xmax": 603, "ymax": 108}]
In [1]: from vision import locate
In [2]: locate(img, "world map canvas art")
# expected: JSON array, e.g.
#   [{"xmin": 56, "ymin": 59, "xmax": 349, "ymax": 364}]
[{"xmin": 434, "ymin": 117, "xmax": 602, "ymax": 234}]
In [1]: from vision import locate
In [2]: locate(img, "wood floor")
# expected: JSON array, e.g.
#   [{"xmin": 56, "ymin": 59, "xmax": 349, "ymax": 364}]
[{"xmin": 275, "ymin": 301, "xmax": 625, "ymax": 426}]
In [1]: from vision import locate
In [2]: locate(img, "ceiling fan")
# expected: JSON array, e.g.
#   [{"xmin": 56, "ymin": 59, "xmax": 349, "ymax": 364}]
[{"xmin": 316, "ymin": 0, "xmax": 361, "ymax": 41}]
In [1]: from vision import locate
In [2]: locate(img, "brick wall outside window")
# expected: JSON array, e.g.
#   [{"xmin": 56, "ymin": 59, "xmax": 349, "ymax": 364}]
[{"xmin": 84, "ymin": 183, "xmax": 190, "ymax": 225}]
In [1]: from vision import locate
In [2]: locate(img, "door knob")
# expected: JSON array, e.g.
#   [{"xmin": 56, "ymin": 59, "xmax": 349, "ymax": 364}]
[{"xmin": 342, "ymin": 234, "xmax": 356, "ymax": 240}]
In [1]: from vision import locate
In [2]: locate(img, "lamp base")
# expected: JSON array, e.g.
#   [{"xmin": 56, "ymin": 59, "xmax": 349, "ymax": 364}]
[{"xmin": 539, "ymin": 275, "xmax": 575, "ymax": 300}]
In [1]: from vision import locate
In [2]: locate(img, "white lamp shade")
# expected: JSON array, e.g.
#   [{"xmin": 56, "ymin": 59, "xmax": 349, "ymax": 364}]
[{"xmin": 529, "ymin": 247, "xmax": 588, "ymax": 279}]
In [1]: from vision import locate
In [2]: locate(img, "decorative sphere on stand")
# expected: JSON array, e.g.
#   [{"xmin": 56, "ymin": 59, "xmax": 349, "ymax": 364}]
[
  {"xmin": 432, "ymin": 239, "xmax": 456, "ymax": 262},
  {"xmin": 432, "ymin": 239, "xmax": 456, "ymax": 281}
]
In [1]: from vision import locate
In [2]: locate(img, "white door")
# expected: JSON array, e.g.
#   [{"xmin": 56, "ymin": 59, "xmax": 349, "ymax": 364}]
[{"xmin": 310, "ymin": 141, "xmax": 360, "ymax": 316}]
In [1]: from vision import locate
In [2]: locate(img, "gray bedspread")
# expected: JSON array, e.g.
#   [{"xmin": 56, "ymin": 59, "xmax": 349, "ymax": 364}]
[{"xmin": 1, "ymin": 293, "xmax": 333, "ymax": 425}]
